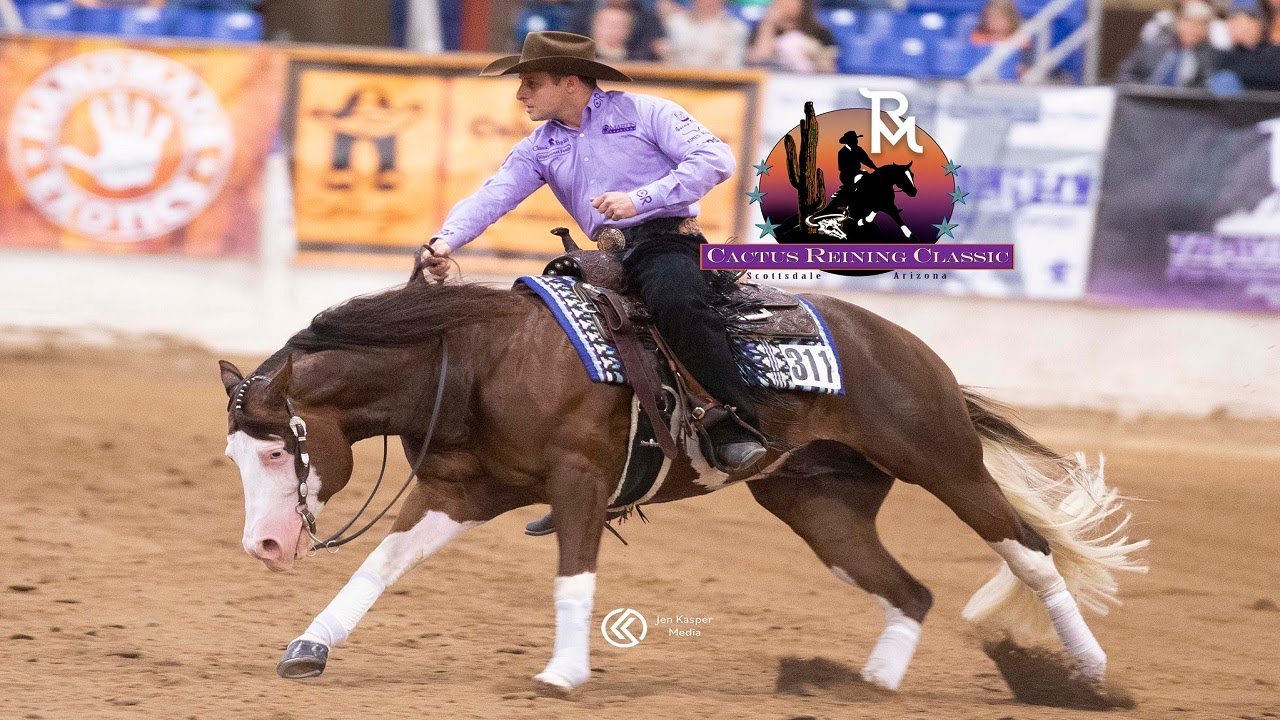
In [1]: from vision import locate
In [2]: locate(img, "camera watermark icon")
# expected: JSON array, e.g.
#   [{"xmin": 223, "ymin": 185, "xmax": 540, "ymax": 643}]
[{"xmin": 601, "ymin": 608, "xmax": 648, "ymax": 648}]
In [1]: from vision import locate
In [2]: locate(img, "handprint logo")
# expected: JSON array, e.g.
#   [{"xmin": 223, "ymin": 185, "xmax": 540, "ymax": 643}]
[
  {"xmin": 59, "ymin": 92, "xmax": 176, "ymax": 192},
  {"xmin": 7, "ymin": 49, "xmax": 233, "ymax": 243}
]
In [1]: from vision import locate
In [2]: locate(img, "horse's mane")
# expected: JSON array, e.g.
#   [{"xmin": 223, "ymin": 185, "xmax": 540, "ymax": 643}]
[{"xmin": 285, "ymin": 282, "xmax": 522, "ymax": 354}]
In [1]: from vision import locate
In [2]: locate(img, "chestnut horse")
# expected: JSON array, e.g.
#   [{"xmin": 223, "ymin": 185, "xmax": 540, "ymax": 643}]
[{"xmin": 219, "ymin": 280, "xmax": 1145, "ymax": 696}]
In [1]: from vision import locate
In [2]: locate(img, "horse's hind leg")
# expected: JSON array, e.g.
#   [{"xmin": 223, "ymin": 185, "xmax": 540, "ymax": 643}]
[
  {"xmin": 749, "ymin": 445, "xmax": 932, "ymax": 691},
  {"xmin": 916, "ymin": 454, "xmax": 1108, "ymax": 681}
]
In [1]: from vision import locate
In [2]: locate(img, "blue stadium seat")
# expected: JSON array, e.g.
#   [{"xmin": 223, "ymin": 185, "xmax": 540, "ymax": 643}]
[
  {"xmin": 169, "ymin": 8, "xmax": 212, "ymax": 37},
  {"xmin": 16, "ymin": 1, "xmax": 74, "ymax": 32},
  {"xmin": 207, "ymin": 10, "xmax": 262, "ymax": 41},
  {"xmin": 951, "ymin": 11, "xmax": 980, "ymax": 38},
  {"xmin": 931, "ymin": 36, "xmax": 983, "ymax": 76},
  {"xmin": 906, "ymin": 0, "xmax": 984, "ymax": 13},
  {"xmin": 514, "ymin": 8, "xmax": 566, "ymax": 45},
  {"xmin": 73, "ymin": 7, "xmax": 126, "ymax": 35},
  {"xmin": 728, "ymin": 3, "xmax": 767, "ymax": 26},
  {"xmin": 895, "ymin": 10, "xmax": 951, "ymax": 40},
  {"xmin": 817, "ymin": 7, "xmax": 861, "ymax": 35},
  {"xmin": 836, "ymin": 34, "xmax": 879, "ymax": 74},
  {"xmin": 882, "ymin": 35, "xmax": 931, "ymax": 76},
  {"xmin": 118, "ymin": 7, "xmax": 170, "ymax": 37},
  {"xmin": 859, "ymin": 8, "xmax": 895, "ymax": 38}
]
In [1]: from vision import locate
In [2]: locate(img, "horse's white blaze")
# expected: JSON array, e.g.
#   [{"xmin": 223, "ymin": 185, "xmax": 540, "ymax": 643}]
[
  {"xmin": 829, "ymin": 567, "xmax": 922, "ymax": 691},
  {"xmin": 988, "ymin": 538, "xmax": 1107, "ymax": 681},
  {"xmin": 904, "ymin": 169, "xmax": 914, "ymax": 187},
  {"xmin": 297, "ymin": 510, "xmax": 479, "ymax": 649},
  {"xmin": 226, "ymin": 431, "xmax": 323, "ymax": 560},
  {"xmin": 535, "ymin": 572, "xmax": 595, "ymax": 690}
]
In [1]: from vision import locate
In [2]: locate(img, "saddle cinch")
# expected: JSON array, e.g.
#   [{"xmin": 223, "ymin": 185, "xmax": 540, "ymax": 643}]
[{"xmin": 535, "ymin": 227, "xmax": 823, "ymax": 469}]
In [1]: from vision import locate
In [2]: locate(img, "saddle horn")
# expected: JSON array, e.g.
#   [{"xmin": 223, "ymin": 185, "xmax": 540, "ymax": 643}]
[{"xmin": 551, "ymin": 227, "xmax": 580, "ymax": 252}]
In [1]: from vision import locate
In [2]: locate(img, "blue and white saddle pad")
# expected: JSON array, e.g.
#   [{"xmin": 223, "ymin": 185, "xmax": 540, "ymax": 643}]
[{"xmin": 515, "ymin": 275, "xmax": 844, "ymax": 395}]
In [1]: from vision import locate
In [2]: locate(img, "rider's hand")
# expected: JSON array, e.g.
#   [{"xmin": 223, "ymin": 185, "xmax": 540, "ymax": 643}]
[
  {"xmin": 591, "ymin": 192, "xmax": 638, "ymax": 221},
  {"xmin": 416, "ymin": 239, "xmax": 452, "ymax": 281}
]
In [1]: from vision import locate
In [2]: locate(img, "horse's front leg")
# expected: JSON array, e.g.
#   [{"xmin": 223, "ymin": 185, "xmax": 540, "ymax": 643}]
[
  {"xmin": 533, "ymin": 459, "xmax": 609, "ymax": 694},
  {"xmin": 277, "ymin": 480, "xmax": 491, "ymax": 679}
]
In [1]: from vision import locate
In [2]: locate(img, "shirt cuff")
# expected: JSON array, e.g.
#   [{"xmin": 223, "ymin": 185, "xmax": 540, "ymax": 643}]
[{"xmin": 628, "ymin": 186, "xmax": 660, "ymax": 214}]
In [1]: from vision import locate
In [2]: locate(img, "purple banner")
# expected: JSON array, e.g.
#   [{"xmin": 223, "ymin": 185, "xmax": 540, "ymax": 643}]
[
  {"xmin": 700, "ymin": 243, "xmax": 1015, "ymax": 271},
  {"xmin": 1088, "ymin": 90, "xmax": 1280, "ymax": 313}
]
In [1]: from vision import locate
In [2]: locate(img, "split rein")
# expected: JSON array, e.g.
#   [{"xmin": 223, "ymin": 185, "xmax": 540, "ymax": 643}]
[
  {"xmin": 297, "ymin": 339, "xmax": 447, "ymax": 553},
  {"xmin": 233, "ymin": 338, "xmax": 449, "ymax": 555}
]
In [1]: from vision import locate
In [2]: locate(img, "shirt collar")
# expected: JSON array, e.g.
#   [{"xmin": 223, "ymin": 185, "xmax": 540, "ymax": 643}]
[{"xmin": 551, "ymin": 90, "xmax": 609, "ymax": 133}]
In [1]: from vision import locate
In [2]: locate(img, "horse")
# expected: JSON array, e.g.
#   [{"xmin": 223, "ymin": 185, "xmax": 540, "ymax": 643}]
[
  {"xmin": 808, "ymin": 161, "xmax": 919, "ymax": 241},
  {"xmin": 218, "ymin": 277, "xmax": 1146, "ymax": 697}
]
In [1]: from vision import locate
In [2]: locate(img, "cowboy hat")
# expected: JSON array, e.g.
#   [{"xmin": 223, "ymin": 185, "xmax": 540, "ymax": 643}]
[
  {"xmin": 839, "ymin": 130, "xmax": 864, "ymax": 144},
  {"xmin": 480, "ymin": 31, "xmax": 632, "ymax": 82}
]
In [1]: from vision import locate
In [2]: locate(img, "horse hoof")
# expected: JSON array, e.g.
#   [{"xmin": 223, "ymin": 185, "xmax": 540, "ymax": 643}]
[
  {"xmin": 277, "ymin": 639, "xmax": 328, "ymax": 679},
  {"xmin": 533, "ymin": 670, "xmax": 577, "ymax": 698}
]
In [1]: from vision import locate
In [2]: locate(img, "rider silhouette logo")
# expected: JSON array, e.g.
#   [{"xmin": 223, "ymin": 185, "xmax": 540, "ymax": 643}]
[
  {"xmin": 6, "ymin": 49, "xmax": 233, "ymax": 243},
  {"xmin": 756, "ymin": 103, "xmax": 960, "ymax": 276}
]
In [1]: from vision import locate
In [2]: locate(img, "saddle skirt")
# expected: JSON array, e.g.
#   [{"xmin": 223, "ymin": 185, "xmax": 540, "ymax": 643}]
[{"xmin": 515, "ymin": 249, "xmax": 845, "ymax": 396}]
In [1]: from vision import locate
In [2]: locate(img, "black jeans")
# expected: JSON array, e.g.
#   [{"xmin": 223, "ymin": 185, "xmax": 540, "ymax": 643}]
[{"xmin": 620, "ymin": 222, "xmax": 758, "ymax": 428}]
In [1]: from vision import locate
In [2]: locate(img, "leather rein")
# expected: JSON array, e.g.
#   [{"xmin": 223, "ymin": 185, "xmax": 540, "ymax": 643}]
[{"xmin": 234, "ymin": 338, "xmax": 449, "ymax": 553}]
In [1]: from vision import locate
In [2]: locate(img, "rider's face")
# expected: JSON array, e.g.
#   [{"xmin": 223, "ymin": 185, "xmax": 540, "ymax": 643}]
[{"xmin": 516, "ymin": 72, "xmax": 571, "ymax": 123}]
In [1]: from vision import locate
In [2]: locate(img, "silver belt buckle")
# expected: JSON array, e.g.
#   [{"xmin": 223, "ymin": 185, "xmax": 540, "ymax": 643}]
[{"xmin": 594, "ymin": 227, "xmax": 626, "ymax": 253}]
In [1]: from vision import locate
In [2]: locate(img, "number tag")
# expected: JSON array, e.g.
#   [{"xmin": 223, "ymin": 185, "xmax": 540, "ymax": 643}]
[{"xmin": 777, "ymin": 343, "xmax": 841, "ymax": 391}]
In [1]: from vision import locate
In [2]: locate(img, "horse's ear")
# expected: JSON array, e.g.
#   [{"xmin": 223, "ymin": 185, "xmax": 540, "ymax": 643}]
[
  {"xmin": 906, "ymin": 160, "xmax": 913, "ymax": 168},
  {"xmin": 219, "ymin": 360, "xmax": 244, "ymax": 397},
  {"xmin": 264, "ymin": 354, "xmax": 294, "ymax": 407}
]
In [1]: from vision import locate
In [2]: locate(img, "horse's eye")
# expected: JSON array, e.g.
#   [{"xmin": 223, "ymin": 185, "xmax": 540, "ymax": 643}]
[{"xmin": 270, "ymin": 451, "xmax": 283, "ymax": 459}]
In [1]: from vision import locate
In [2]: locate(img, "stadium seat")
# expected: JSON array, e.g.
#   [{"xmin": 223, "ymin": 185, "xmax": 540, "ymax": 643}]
[
  {"xmin": 16, "ymin": 1, "xmax": 74, "ymax": 32},
  {"xmin": 206, "ymin": 10, "xmax": 262, "ymax": 41},
  {"xmin": 514, "ymin": 7, "xmax": 566, "ymax": 45},
  {"xmin": 836, "ymin": 34, "xmax": 879, "ymax": 74},
  {"xmin": 895, "ymin": 10, "xmax": 951, "ymax": 40},
  {"xmin": 728, "ymin": 3, "xmax": 767, "ymax": 26},
  {"xmin": 816, "ymin": 7, "xmax": 861, "ymax": 35},
  {"xmin": 72, "ymin": 6, "xmax": 125, "ymax": 35},
  {"xmin": 882, "ymin": 35, "xmax": 930, "ymax": 76},
  {"xmin": 860, "ymin": 8, "xmax": 894, "ymax": 38},
  {"xmin": 951, "ymin": 11, "xmax": 980, "ymax": 38},
  {"xmin": 931, "ymin": 36, "xmax": 983, "ymax": 76},
  {"xmin": 168, "ymin": 8, "xmax": 211, "ymax": 37},
  {"xmin": 118, "ymin": 7, "xmax": 170, "ymax": 38}
]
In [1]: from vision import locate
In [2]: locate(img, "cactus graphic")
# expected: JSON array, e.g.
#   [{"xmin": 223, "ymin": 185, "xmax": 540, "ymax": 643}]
[{"xmin": 784, "ymin": 101, "xmax": 825, "ymax": 235}]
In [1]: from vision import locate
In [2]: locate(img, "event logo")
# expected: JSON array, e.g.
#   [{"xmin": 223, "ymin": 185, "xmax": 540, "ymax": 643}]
[
  {"xmin": 308, "ymin": 86, "xmax": 421, "ymax": 191},
  {"xmin": 6, "ymin": 49, "xmax": 234, "ymax": 243},
  {"xmin": 600, "ymin": 608, "xmax": 648, "ymax": 648},
  {"xmin": 703, "ymin": 98, "xmax": 1011, "ymax": 276}
]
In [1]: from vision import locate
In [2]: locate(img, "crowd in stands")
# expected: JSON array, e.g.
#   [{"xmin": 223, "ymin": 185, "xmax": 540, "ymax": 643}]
[
  {"xmin": 6, "ymin": 0, "xmax": 1280, "ymax": 88},
  {"xmin": 1116, "ymin": 0, "xmax": 1280, "ymax": 91},
  {"xmin": 10, "ymin": 0, "xmax": 263, "ymax": 41}
]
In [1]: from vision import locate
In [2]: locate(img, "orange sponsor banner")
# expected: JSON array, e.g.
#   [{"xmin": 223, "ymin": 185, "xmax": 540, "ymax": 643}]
[
  {"xmin": 0, "ymin": 35, "xmax": 286, "ymax": 257},
  {"xmin": 286, "ymin": 54, "xmax": 761, "ymax": 261}
]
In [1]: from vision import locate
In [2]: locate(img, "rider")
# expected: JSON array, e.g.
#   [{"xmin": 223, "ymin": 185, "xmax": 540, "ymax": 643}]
[
  {"xmin": 416, "ymin": 32, "xmax": 767, "ymax": 534},
  {"xmin": 825, "ymin": 130, "xmax": 878, "ymax": 218}
]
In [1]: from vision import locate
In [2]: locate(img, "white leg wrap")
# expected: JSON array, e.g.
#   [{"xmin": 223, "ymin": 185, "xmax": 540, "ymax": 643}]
[
  {"xmin": 1042, "ymin": 587, "xmax": 1106, "ymax": 681},
  {"xmin": 860, "ymin": 597, "xmax": 922, "ymax": 691},
  {"xmin": 535, "ymin": 572, "xmax": 595, "ymax": 690},
  {"xmin": 988, "ymin": 539, "xmax": 1106, "ymax": 681},
  {"xmin": 295, "ymin": 511, "xmax": 477, "ymax": 649},
  {"xmin": 297, "ymin": 570, "xmax": 385, "ymax": 647}
]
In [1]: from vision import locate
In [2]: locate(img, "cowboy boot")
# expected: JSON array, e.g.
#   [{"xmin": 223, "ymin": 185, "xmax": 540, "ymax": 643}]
[{"xmin": 525, "ymin": 510, "xmax": 629, "ymax": 537}]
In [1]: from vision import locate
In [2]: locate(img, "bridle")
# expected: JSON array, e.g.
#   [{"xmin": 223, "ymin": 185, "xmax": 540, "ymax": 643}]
[{"xmin": 231, "ymin": 338, "xmax": 449, "ymax": 553}]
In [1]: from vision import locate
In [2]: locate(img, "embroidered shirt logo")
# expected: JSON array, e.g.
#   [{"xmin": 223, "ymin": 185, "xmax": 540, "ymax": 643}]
[{"xmin": 602, "ymin": 122, "xmax": 637, "ymax": 134}]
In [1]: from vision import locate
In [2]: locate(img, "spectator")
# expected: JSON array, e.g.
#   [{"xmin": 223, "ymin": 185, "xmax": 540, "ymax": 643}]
[
  {"xmin": 968, "ymin": 0, "xmax": 1034, "ymax": 76},
  {"xmin": 591, "ymin": 3, "xmax": 635, "ymax": 62},
  {"xmin": 1217, "ymin": 6, "xmax": 1280, "ymax": 90},
  {"xmin": 1117, "ymin": 0, "xmax": 1222, "ymax": 86},
  {"xmin": 569, "ymin": 0, "xmax": 667, "ymax": 61},
  {"xmin": 1139, "ymin": 0, "xmax": 1232, "ymax": 51},
  {"xmin": 1263, "ymin": 0, "xmax": 1280, "ymax": 44},
  {"xmin": 657, "ymin": 0, "xmax": 750, "ymax": 68},
  {"xmin": 746, "ymin": 0, "xmax": 837, "ymax": 73}
]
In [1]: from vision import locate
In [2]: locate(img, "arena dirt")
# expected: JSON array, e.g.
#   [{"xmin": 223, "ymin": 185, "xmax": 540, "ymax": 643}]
[{"xmin": 2, "ymin": 343, "xmax": 1278, "ymax": 719}]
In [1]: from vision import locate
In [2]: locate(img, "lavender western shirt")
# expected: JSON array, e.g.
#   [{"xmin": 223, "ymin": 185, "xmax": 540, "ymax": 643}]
[{"xmin": 434, "ymin": 89, "xmax": 736, "ymax": 251}]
